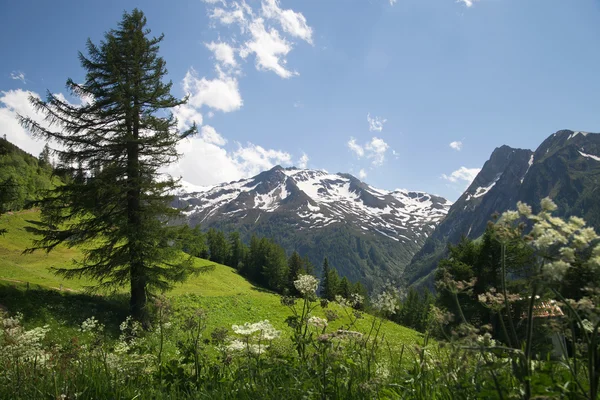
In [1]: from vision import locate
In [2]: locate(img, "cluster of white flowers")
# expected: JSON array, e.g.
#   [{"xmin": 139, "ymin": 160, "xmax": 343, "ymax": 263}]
[
  {"xmin": 372, "ymin": 291, "xmax": 398, "ymax": 315},
  {"xmin": 501, "ymin": 210, "xmax": 520, "ymax": 224},
  {"xmin": 231, "ymin": 319, "xmax": 280, "ymax": 340},
  {"xmin": 226, "ymin": 339, "xmax": 246, "ymax": 352},
  {"xmin": 307, "ymin": 316, "xmax": 328, "ymax": 329},
  {"xmin": 80, "ymin": 316, "xmax": 104, "ymax": 334},
  {"xmin": 517, "ymin": 201, "xmax": 532, "ymax": 217},
  {"xmin": 1, "ymin": 312, "xmax": 51, "ymax": 366},
  {"xmin": 294, "ymin": 274, "xmax": 319, "ymax": 296},
  {"xmin": 350, "ymin": 293, "xmax": 364, "ymax": 307},
  {"xmin": 335, "ymin": 293, "xmax": 364, "ymax": 309},
  {"xmin": 227, "ymin": 320, "xmax": 280, "ymax": 356},
  {"xmin": 540, "ymin": 197, "xmax": 558, "ymax": 212}
]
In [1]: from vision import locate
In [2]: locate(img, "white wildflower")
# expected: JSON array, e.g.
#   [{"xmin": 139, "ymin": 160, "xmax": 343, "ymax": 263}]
[
  {"xmin": 307, "ymin": 316, "xmax": 328, "ymax": 329},
  {"xmin": 544, "ymin": 260, "xmax": 570, "ymax": 281},
  {"xmin": 501, "ymin": 210, "xmax": 520, "ymax": 224},
  {"xmin": 569, "ymin": 216, "xmax": 586, "ymax": 229},
  {"xmin": 581, "ymin": 319, "xmax": 594, "ymax": 333},
  {"xmin": 232, "ymin": 322, "xmax": 259, "ymax": 336},
  {"xmin": 294, "ymin": 274, "xmax": 319, "ymax": 296},
  {"xmin": 517, "ymin": 202, "xmax": 532, "ymax": 217},
  {"xmin": 372, "ymin": 291, "xmax": 398, "ymax": 315},
  {"xmin": 80, "ymin": 316, "xmax": 103, "ymax": 333},
  {"xmin": 533, "ymin": 229, "xmax": 568, "ymax": 250},
  {"xmin": 540, "ymin": 197, "xmax": 558, "ymax": 212},
  {"xmin": 226, "ymin": 339, "xmax": 246, "ymax": 352},
  {"xmin": 248, "ymin": 343, "xmax": 267, "ymax": 355},
  {"xmin": 574, "ymin": 227, "xmax": 597, "ymax": 249},
  {"xmin": 350, "ymin": 293, "xmax": 364, "ymax": 307},
  {"xmin": 559, "ymin": 247, "xmax": 576, "ymax": 263}
]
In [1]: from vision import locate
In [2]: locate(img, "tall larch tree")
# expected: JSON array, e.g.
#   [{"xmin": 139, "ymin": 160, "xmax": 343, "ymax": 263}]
[{"xmin": 20, "ymin": 9, "xmax": 200, "ymax": 326}]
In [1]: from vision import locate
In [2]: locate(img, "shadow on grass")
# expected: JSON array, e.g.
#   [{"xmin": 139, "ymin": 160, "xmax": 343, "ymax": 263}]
[{"xmin": 0, "ymin": 282, "xmax": 129, "ymax": 338}]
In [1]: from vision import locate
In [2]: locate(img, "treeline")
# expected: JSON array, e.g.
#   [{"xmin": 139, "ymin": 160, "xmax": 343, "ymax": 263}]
[
  {"xmin": 180, "ymin": 225, "xmax": 367, "ymax": 302},
  {"xmin": 0, "ymin": 138, "xmax": 55, "ymax": 213}
]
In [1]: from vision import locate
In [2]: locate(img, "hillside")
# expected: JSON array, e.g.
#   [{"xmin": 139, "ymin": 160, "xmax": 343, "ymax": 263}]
[
  {"xmin": 175, "ymin": 166, "xmax": 451, "ymax": 291},
  {"xmin": 0, "ymin": 137, "xmax": 55, "ymax": 213},
  {"xmin": 0, "ymin": 210, "xmax": 422, "ymax": 345},
  {"xmin": 404, "ymin": 129, "xmax": 600, "ymax": 287}
]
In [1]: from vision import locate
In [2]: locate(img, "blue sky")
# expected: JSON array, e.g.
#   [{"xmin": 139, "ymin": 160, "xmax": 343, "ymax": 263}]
[{"xmin": 1, "ymin": 0, "xmax": 600, "ymax": 200}]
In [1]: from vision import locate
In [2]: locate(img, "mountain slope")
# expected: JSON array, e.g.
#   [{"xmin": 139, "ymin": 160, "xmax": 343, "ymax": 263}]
[
  {"xmin": 0, "ymin": 210, "xmax": 423, "ymax": 347},
  {"xmin": 404, "ymin": 130, "xmax": 600, "ymax": 287},
  {"xmin": 176, "ymin": 166, "xmax": 451, "ymax": 291}
]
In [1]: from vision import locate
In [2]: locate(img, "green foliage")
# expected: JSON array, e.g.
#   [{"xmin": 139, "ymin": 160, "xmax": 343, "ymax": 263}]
[
  {"xmin": 206, "ymin": 228, "xmax": 230, "ymax": 265},
  {"xmin": 393, "ymin": 287, "xmax": 434, "ymax": 333},
  {"xmin": 0, "ymin": 137, "xmax": 55, "ymax": 219},
  {"xmin": 19, "ymin": 9, "xmax": 199, "ymax": 325}
]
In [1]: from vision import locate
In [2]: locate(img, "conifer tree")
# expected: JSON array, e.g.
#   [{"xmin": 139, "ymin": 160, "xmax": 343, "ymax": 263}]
[
  {"xmin": 20, "ymin": 9, "xmax": 200, "ymax": 325},
  {"xmin": 227, "ymin": 231, "xmax": 246, "ymax": 270},
  {"xmin": 38, "ymin": 144, "xmax": 51, "ymax": 166},
  {"xmin": 287, "ymin": 251, "xmax": 303, "ymax": 294},
  {"xmin": 321, "ymin": 257, "xmax": 339, "ymax": 300}
]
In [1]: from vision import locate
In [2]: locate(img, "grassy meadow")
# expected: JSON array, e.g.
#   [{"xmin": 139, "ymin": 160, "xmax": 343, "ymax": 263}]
[{"xmin": 0, "ymin": 210, "xmax": 422, "ymax": 347}]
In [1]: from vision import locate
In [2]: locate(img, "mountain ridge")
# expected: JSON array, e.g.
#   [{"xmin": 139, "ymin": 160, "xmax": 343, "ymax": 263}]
[
  {"xmin": 404, "ymin": 129, "xmax": 600, "ymax": 288},
  {"xmin": 175, "ymin": 165, "xmax": 451, "ymax": 290}
]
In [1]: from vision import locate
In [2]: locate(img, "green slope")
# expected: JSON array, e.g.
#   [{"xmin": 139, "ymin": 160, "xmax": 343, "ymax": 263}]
[{"xmin": 0, "ymin": 210, "xmax": 422, "ymax": 347}]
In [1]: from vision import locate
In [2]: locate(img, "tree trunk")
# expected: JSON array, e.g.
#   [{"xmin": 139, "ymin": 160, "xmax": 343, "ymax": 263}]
[{"xmin": 130, "ymin": 265, "xmax": 149, "ymax": 328}]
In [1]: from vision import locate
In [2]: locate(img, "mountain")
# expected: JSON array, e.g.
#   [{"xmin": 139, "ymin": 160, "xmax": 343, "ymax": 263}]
[
  {"xmin": 404, "ymin": 129, "xmax": 600, "ymax": 288},
  {"xmin": 175, "ymin": 166, "xmax": 451, "ymax": 291}
]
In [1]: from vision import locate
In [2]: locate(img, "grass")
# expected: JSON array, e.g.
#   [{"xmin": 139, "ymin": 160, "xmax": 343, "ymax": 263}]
[{"xmin": 0, "ymin": 210, "xmax": 423, "ymax": 348}]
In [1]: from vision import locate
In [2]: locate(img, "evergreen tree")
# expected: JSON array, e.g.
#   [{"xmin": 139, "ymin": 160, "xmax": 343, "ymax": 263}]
[
  {"xmin": 338, "ymin": 276, "xmax": 351, "ymax": 299},
  {"xmin": 20, "ymin": 9, "xmax": 200, "ymax": 325},
  {"xmin": 263, "ymin": 242, "xmax": 288, "ymax": 292},
  {"xmin": 287, "ymin": 251, "xmax": 303, "ymax": 294},
  {"xmin": 227, "ymin": 231, "xmax": 246, "ymax": 270},
  {"xmin": 206, "ymin": 228, "xmax": 230, "ymax": 265},
  {"xmin": 302, "ymin": 255, "xmax": 314, "ymax": 276},
  {"xmin": 0, "ymin": 177, "xmax": 18, "ymax": 235},
  {"xmin": 38, "ymin": 144, "xmax": 51, "ymax": 167},
  {"xmin": 320, "ymin": 257, "xmax": 340, "ymax": 300},
  {"xmin": 180, "ymin": 225, "xmax": 208, "ymax": 259}
]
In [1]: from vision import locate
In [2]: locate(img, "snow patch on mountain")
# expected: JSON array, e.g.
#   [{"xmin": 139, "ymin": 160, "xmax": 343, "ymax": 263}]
[
  {"xmin": 177, "ymin": 167, "xmax": 451, "ymax": 244},
  {"xmin": 579, "ymin": 150, "xmax": 600, "ymax": 162}
]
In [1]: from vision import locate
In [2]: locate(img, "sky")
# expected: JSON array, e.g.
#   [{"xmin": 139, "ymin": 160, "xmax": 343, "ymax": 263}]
[{"xmin": 1, "ymin": 0, "xmax": 600, "ymax": 201}]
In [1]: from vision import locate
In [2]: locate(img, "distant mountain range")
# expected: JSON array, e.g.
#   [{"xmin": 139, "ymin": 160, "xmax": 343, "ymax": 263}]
[
  {"xmin": 404, "ymin": 130, "xmax": 600, "ymax": 288},
  {"xmin": 174, "ymin": 166, "xmax": 451, "ymax": 290}
]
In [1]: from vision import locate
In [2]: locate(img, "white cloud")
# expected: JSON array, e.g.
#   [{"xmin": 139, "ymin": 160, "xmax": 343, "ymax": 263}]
[
  {"xmin": 389, "ymin": 0, "xmax": 398, "ymax": 5},
  {"xmin": 173, "ymin": 103, "xmax": 203, "ymax": 130},
  {"xmin": 458, "ymin": 0, "xmax": 479, "ymax": 7},
  {"xmin": 206, "ymin": 41, "xmax": 238, "ymax": 68},
  {"xmin": 298, "ymin": 152, "xmax": 309, "ymax": 168},
  {"xmin": 0, "ymin": 89, "xmax": 48, "ymax": 156},
  {"xmin": 293, "ymin": 101, "xmax": 303, "ymax": 108},
  {"xmin": 449, "ymin": 141, "xmax": 463, "ymax": 151},
  {"xmin": 169, "ymin": 137, "xmax": 291, "ymax": 186},
  {"xmin": 201, "ymin": 125, "xmax": 227, "ymax": 146},
  {"xmin": 206, "ymin": 0, "xmax": 312, "ymax": 79},
  {"xmin": 261, "ymin": 0, "xmax": 313, "ymax": 44},
  {"xmin": 365, "ymin": 137, "xmax": 389, "ymax": 166},
  {"xmin": 347, "ymin": 137, "xmax": 365, "ymax": 157},
  {"xmin": 240, "ymin": 18, "xmax": 297, "ymax": 79},
  {"xmin": 210, "ymin": 4, "xmax": 249, "ymax": 27},
  {"xmin": 182, "ymin": 68, "xmax": 242, "ymax": 113},
  {"xmin": 442, "ymin": 166, "xmax": 481, "ymax": 185},
  {"xmin": 367, "ymin": 113, "xmax": 387, "ymax": 132},
  {"xmin": 10, "ymin": 71, "xmax": 26, "ymax": 84},
  {"xmin": 347, "ymin": 136, "xmax": 389, "ymax": 166},
  {"xmin": 358, "ymin": 169, "xmax": 367, "ymax": 179}
]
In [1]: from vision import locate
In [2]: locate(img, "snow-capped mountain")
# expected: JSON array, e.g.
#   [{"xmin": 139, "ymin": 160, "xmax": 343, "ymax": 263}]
[
  {"xmin": 404, "ymin": 129, "xmax": 600, "ymax": 288},
  {"xmin": 175, "ymin": 165, "xmax": 451, "ymax": 290}
]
